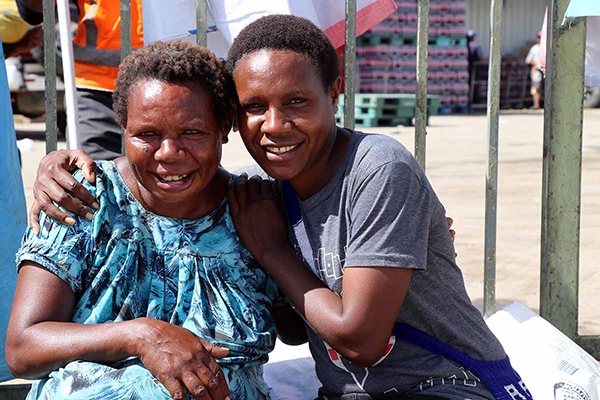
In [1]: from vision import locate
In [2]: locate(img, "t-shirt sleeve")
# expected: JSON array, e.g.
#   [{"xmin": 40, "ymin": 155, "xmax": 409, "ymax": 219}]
[
  {"xmin": 344, "ymin": 161, "xmax": 432, "ymax": 270},
  {"xmin": 15, "ymin": 0, "xmax": 43, "ymax": 25}
]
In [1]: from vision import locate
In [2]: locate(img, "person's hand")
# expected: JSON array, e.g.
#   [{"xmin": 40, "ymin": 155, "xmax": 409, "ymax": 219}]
[
  {"xmin": 447, "ymin": 217, "xmax": 455, "ymax": 242},
  {"xmin": 134, "ymin": 318, "xmax": 230, "ymax": 400},
  {"xmin": 447, "ymin": 217, "xmax": 457, "ymax": 257},
  {"xmin": 227, "ymin": 174, "xmax": 290, "ymax": 264},
  {"xmin": 30, "ymin": 149, "xmax": 98, "ymax": 235},
  {"xmin": 14, "ymin": 25, "xmax": 43, "ymax": 55}
]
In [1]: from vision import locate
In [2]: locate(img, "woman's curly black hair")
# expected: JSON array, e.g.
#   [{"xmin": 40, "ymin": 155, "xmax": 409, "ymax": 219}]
[
  {"xmin": 113, "ymin": 40, "xmax": 234, "ymax": 128},
  {"xmin": 227, "ymin": 14, "xmax": 340, "ymax": 90}
]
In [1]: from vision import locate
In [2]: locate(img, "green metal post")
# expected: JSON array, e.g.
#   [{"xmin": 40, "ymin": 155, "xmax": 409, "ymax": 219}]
[
  {"xmin": 43, "ymin": 0, "xmax": 57, "ymax": 153},
  {"xmin": 344, "ymin": 0, "xmax": 356, "ymax": 130},
  {"xmin": 540, "ymin": 0, "xmax": 586, "ymax": 340},
  {"xmin": 414, "ymin": 0, "xmax": 429, "ymax": 171},
  {"xmin": 483, "ymin": 0, "xmax": 503, "ymax": 319},
  {"xmin": 119, "ymin": 0, "xmax": 131, "ymax": 155},
  {"xmin": 196, "ymin": 0, "xmax": 207, "ymax": 46},
  {"xmin": 120, "ymin": 0, "xmax": 132, "ymax": 62}
]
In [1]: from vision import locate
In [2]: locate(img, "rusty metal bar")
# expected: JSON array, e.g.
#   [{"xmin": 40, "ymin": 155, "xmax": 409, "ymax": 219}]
[
  {"xmin": 119, "ymin": 0, "xmax": 131, "ymax": 155},
  {"xmin": 43, "ymin": 0, "xmax": 57, "ymax": 153},
  {"xmin": 483, "ymin": 0, "xmax": 503, "ymax": 319},
  {"xmin": 120, "ymin": 0, "xmax": 132, "ymax": 62},
  {"xmin": 196, "ymin": 0, "xmax": 207, "ymax": 46},
  {"xmin": 414, "ymin": 0, "xmax": 429, "ymax": 171},
  {"xmin": 540, "ymin": 0, "xmax": 586, "ymax": 341},
  {"xmin": 344, "ymin": 0, "xmax": 356, "ymax": 130}
]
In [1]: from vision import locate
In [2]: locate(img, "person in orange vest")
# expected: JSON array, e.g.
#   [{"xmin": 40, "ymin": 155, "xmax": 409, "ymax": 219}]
[{"xmin": 16, "ymin": 0, "xmax": 143, "ymax": 160}]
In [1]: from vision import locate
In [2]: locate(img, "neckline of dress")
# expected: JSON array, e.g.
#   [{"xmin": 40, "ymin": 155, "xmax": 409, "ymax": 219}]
[{"xmin": 103, "ymin": 160, "xmax": 228, "ymax": 227}]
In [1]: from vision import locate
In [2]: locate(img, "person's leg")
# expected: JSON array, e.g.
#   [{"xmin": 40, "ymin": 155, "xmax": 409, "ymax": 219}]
[{"xmin": 76, "ymin": 88, "xmax": 122, "ymax": 161}]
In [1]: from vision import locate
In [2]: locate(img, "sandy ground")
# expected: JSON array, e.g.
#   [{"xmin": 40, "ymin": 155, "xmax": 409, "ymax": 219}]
[{"xmin": 15, "ymin": 109, "xmax": 600, "ymax": 341}]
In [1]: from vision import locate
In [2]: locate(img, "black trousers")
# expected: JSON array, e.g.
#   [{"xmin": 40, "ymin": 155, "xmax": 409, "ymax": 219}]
[{"xmin": 75, "ymin": 88, "xmax": 122, "ymax": 161}]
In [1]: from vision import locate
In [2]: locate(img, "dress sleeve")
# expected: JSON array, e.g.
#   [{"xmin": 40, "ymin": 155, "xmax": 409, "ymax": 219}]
[
  {"xmin": 15, "ymin": 171, "xmax": 94, "ymax": 295},
  {"xmin": 344, "ymin": 161, "xmax": 432, "ymax": 270}
]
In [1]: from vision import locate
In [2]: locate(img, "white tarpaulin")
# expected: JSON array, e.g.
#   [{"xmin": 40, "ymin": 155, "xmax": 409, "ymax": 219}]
[
  {"xmin": 142, "ymin": 0, "xmax": 396, "ymax": 59},
  {"xmin": 566, "ymin": 0, "xmax": 600, "ymax": 86},
  {"xmin": 540, "ymin": 0, "xmax": 600, "ymax": 87}
]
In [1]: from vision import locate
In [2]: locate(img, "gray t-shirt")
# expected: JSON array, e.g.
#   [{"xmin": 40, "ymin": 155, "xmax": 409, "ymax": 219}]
[{"xmin": 238, "ymin": 130, "xmax": 506, "ymax": 398}]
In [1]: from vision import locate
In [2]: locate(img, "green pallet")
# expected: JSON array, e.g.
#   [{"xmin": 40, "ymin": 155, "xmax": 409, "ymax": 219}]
[
  {"xmin": 354, "ymin": 106, "xmax": 415, "ymax": 118},
  {"xmin": 336, "ymin": 115, "xmax": 414, "ymax": 127},
  {"xmin": 338, "ymin": 94, "xmax": 440, "ymax": 112}
]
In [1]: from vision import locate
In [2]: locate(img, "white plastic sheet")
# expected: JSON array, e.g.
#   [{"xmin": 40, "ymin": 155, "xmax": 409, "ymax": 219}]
[
  {"xmin": 585, "ymin": 17, "xmax": 600, "ymax": 87},
  {"xmin": 540, "ymin": 1, "xmax": 600, "ymax": 87},
  {"xmin": 487, "ymin": 302, "xmax": 600, "ymax": 400},
  {"xmin": 141, "ymin": 0, "xmax": 396, "ymax": 58}
]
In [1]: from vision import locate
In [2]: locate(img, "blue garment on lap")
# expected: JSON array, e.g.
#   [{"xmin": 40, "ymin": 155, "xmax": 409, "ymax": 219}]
[
  {"xmin": 16, "ymin": 161, "xmax": 283, "ymax": 399},
  {"xmin": 0, "ymin": 34, "xmax": 28, "ymax": 382}
]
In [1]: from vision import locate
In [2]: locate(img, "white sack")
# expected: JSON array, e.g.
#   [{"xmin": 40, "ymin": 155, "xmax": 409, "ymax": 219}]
[{"xmin": 487, "ymin": 302, "xmax": 600, "ymax": 400}]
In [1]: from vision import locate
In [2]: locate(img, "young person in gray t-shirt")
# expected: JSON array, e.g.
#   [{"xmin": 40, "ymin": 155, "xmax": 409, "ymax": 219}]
[
  {"xmin": 28, "ymin": 14, "xmax": 532, "ymax": 400},
  {"xmin": 225, "ymin": 16, "xmax": 532, "ymax": 400}
]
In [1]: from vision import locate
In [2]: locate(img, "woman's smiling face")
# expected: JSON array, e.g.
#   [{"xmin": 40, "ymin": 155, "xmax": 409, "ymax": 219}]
[
  {"xmin": 123, "ymin": 79, "xmax": 229, "ymax": 218},
  {"xmin": 234, "ymin": 49, "xmax": 340, "ymax": 184}
]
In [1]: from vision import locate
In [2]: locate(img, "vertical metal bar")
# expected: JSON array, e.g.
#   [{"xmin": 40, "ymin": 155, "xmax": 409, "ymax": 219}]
[
  {"xmin": 43, "ymin": 0, "xmax": 57, "ymax": 153},
  {"xmin": 120, "ymin": 0, "xmax": 131, "ymax": 155},
  {"xmin": 196, "ymin": 0, "xmax": 207, "ymax": 47},
  {"xmin": 344, "ymin": 0, "xmax": 356, "ymax": 130},
  {"xmin": 414, "ymin": 0, "xmax": 429, "ymax": 171},
  {"xmin": 120, "ymin": 0, "xmax": 132, "ymax": 62},
  {"xmin": 483, "ymin": 0, "xmax": 503, "ymax": 319},
  {"xmin": 540, "ymin": 1, "xmax": 586, "ymax": 340},
  {"xmin": 57, "ymin": 0, "xmax": 80, "ymax": 150}
]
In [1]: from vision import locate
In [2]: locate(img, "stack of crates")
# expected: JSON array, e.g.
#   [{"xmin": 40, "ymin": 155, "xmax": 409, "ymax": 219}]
[
  {"xmin": 356, "ymin": 0, "xmax": 469, "ymax": 114},
  {"xmin": 471, "ymin": 59, "xmax": 531, "ymax": 110}
]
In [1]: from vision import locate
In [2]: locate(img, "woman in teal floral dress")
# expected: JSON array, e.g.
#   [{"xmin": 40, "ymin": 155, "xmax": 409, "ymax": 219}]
[{"xmin": 6, "ymin": 41, "xmax": 296, "ymax": 400}]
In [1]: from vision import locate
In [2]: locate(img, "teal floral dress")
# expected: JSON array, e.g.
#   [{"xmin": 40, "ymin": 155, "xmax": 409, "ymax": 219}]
[{"xmin": 16, "ymin": 161, "xmax": 283, "ymax": 400}]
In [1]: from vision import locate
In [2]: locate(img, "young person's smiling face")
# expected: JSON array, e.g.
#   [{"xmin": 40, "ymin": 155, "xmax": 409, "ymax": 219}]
[
  {"xmin": 234, "ymin": 49, "xmax": 341, "ymax": 186},
  {"xmin": 123, "ymin": 79, "xmax": 229, "ymax": 218}
]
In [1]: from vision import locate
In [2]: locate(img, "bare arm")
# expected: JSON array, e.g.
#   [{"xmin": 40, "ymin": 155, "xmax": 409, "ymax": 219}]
[
  {"xmin": 7, "ymin": 263, "xmax": 231, "ymax": 400},
  {"xmin": 271, "ymin": 302, "xmax": 308, "ymax": 346},
  {"xmin": 227, "ymin": 176, "xmax": 411, "ymax": 367}
]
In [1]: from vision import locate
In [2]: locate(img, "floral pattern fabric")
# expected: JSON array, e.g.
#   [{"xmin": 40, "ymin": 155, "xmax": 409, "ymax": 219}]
[{"xmin": 16, "ymin": 160, "xmax": 283, "ymax": 399}]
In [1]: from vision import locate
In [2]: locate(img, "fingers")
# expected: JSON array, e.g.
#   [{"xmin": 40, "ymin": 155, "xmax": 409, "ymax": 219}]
[
  {"xmin": 247, "ymin": 175, "xmax": 261, "ymax": 201},
  {"xmin": 203, "ymin": 341, "xmax": 229, "ymax": 359},
  {"xmin": 163, "ymin": 378, "xmax": 187, "ymax": 400},
  {"xmin": 195, "ymin": 357, "xmax": 230, "ymax": 400},
  {"xmin": 446, "ymin": 217, "xmax": 454, "ymax": 229},
  {"xmin": 226, "ymin": 178, "xmax": 238, "ymax": 215},
  {"xmin": 72, "ymin": 150, "xmax": 97, "ymax": 183},
  {"xmin": 259, "ymin": 179, "xmax": 276, "ymax": 199},
  {"xmin": 35, "ymin": 190, "xmax": 76, "ymax": 228},
  {"xmin": 44, "ymin": 177, "xmax": 94, "ymax": 220},
  {"xmin": 29, "ymin": 200, "xmax": 42, "ymax": 235},
  {"xmin": 181, "ymin": 374, "xmax": 211, "ymax": 400},
  {"xmin": 233, "ymin": 173, "xmax": 248, "ymax": 209}
]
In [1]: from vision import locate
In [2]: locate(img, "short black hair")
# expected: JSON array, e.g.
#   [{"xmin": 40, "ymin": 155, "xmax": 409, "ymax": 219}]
[
  {"xmin": 113, "ymin": 40, "xmax": 234, "ymax": 128},
  {"xmin": 227, "ymin": 14, "xmax": 340, "ymax": 91}
]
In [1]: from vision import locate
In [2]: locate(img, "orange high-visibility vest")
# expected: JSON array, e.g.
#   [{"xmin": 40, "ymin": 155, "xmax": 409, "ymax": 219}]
[{"xmin": 73, "ymin": 0, "xmax": 144, "ymax": 91}]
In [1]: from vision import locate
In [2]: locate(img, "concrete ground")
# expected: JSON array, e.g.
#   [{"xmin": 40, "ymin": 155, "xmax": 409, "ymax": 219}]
[{"xmin": 15, "ymin": 108, "xmax": 600, "ymax": 336}]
